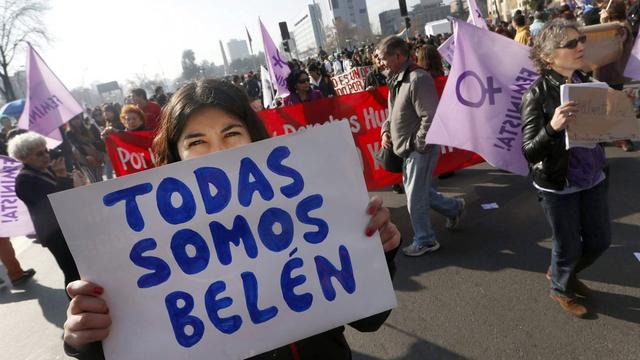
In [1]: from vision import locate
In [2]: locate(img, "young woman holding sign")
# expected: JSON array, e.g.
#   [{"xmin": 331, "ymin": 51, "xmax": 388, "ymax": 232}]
[
  {"xmin": 521, "ymin": 19, "xmax": 611, "ymax": 318},
  {"xmin": 63, "ymin": 79, "xmax": 401, "ymax": 359}
]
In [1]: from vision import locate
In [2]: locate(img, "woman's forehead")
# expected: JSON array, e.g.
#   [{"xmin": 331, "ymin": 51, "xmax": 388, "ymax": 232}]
[{"xmin": 183, "ymin": 107, "xmax": 244, "ymax": 131}]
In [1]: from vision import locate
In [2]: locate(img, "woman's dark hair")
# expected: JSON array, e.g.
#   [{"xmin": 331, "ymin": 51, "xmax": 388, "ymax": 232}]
[
  {"xmin": 513, "ymin": 13, "xmax": 526, "ymax": 27},
  {"xmin": 606, "ymin": 0, "xmax": 627, "ymax": 21},
  {"xmin": 416, "ymin": 44, "xmax": 445, "ymax": 77},
  {"xmin": 285, "ymin": 69, "xmax": 309, "ymax": 93},
  {"xmin": 67, "ymin": 114, "xmax": 90, "ymax": 138},
  {"xmin": 102, "ymin": 103, "xmax": 125, "ymax": 129},
  {"xmin": 582, "ymin": 8, "xmax": 601, "ymax": 26},
  {"xmin": 307, "ymin": 62, "xmax": 321, "ymax": 74},
  {"xmin": 153, "ymin": 79, "xmax": 269, "ymax": 165}
]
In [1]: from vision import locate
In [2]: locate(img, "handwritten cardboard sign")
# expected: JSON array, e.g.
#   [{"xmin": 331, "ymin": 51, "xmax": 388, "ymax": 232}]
[
  {"xmin": 330, "ymin": 66, "xmax": 373, "ymax": 96},
  {"xmin": 580, "ymin": 23, "xmax": 624, "ymax": 70},
  {"xmin": 49, "ymin": 121, "xmax": 396, "ymax": 360},
  {"xmin": 562, "ymin": 84, "xmax": 640, "ymax": 147}
]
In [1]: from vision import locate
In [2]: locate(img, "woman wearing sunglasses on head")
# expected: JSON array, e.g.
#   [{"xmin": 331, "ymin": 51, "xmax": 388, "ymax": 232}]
[
  {"xmin": 521, "ymin": 19, "xmax": 611, "ymax": 318},
  {"xmin": 63, "ymin": 79, "xmax": 401, "ymax": 359},
  {"xmin": 282, "ymin": 69, "xmax": 324, "ymax": 106}
]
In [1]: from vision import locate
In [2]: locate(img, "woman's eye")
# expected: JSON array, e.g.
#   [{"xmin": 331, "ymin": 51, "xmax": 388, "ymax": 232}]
[
  {"xmin": 187, "ymin": 140, "xmax": 205, "ymax": 148},
  {"xmin": 224, "ymin": 131, "xmax": 241, "ymax": 138}
]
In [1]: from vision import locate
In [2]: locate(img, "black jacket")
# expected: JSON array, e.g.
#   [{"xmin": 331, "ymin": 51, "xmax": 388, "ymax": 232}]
[
  {"xmin": 312, "ymin": 76, "xmax": 337, "ymax": 98},
  {"xmin": 15, "ymin": 165, "xmax": 74, "ymax": 247},
  {"xmin": 520, "ymin": 69, "xmax": 594, "ymax": 190},
  {"xmin": 364, "ymin": 70, "xmax": 387, "ymax": 89}
]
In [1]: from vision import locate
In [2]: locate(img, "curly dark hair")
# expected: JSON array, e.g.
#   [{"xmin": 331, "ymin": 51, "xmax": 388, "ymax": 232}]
[
  {"xmin": 530, "ymin": 19, "xmax": 580, "ymax": 73},
  {"xmin": 285, "ymin": 69, "xmax": 309, "ymax": 94}
]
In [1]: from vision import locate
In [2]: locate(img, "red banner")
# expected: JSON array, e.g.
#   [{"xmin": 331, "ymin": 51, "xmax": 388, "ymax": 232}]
[
  {"xmin": 105, "ymin": 131, "xmax": 156, "ymax": 177},
  {"xmin": 257, "ymin": 86, "xmax": 483, "ymax": 191},
  {"xmin": 105, "ymin": 87, "xmax": 483, "ymax": 189}
]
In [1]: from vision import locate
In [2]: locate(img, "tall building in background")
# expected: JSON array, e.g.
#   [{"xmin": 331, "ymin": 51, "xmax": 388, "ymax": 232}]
[
  {"xmin": 316, "ymin": 0, "xmax": 372, "ymax": 47},
  {"xmin": 226, "ymin": 39, "xmax": 250, "ymax": 62},
  {"xmin": 409, "ymin": 1, "xmax": 451, "ymax": 35},
  {"xmin": 292, "ymin": 3, "xmax": 325, "ymax": 59},
  {"xmin": 379, "ymin": 9, "xmax": 402, "ymax": 36}
]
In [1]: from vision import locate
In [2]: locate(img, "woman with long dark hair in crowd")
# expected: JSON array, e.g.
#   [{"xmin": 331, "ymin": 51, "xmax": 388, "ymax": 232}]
[
  {"xmin": 101, "ymin": 103, "xmax": 125, "ymax": 131},
  {"xmin": 62, "ymin": 78, "xmax": 401, "ymax": 359},
  {"xmin": 307, "ymin": 62, "xmax": 336, "ymax": 98},
  {"xmin": 416, "ymin": 44, "xmax": 445, "ymax": 78},
  {"xmin": 282, "ymin": 69, "xmax": 324, "ymax": 106},
  {"xmin": 66, "ymin": 114, "xmax": 105, "ymax": 183},
  {"xmin": 521, "ymin": 19, "xmax": 611, "ymax": 318}
]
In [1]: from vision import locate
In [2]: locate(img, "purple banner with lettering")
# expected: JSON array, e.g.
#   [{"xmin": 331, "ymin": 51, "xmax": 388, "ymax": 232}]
[
  {"xmin": 0, "ymin": 156, "xmax": 34, "ymax": 237},
  {"xmin": 260, "ymin": 19, "xmax": 290, "ymax": 98},
  {"xmin": 427, "ymin": 20, "xmax": 538, "ymax": 176},
  {"xmin": 17, "ymin": 43, "xmax": 83, "ymax": 145}
]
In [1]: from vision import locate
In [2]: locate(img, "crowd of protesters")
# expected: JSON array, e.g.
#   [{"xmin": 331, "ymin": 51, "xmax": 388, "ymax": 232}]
[{"xmin": 0, "ymin": 0, "xmax": 638, "ymax": 357}]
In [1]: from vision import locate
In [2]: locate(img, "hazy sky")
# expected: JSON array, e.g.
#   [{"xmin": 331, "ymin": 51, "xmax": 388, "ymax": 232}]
[{"xmin": 23, "ymin": 0, "xmax": 424, "ymax": 90}]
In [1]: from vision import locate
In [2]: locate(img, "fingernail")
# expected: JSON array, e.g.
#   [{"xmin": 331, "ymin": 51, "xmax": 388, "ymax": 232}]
[
  {"xmin": 93, "ymin": 286, "xmax": 104, "ymax": 295},
  {"xmin": 366, "ymin": 228, "xmax": 374, "ymax": 237}
]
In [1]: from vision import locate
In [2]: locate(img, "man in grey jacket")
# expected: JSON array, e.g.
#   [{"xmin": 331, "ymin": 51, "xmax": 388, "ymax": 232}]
[{"xmin": 378, "ymin": 36, "xmax": 465, "ymax": 257}]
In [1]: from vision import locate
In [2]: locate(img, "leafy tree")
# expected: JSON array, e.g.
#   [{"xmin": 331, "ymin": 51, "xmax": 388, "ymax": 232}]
[
  {"xmin": 181, "ymin": 49, "xmax": 200, "ymax": 81},
  {"xmin": 0, "ymin": 0, "xmax": 49, "ymax": 101}
]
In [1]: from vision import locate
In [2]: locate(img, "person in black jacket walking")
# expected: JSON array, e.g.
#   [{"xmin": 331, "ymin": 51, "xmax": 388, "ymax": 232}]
[
  {"xmin": 521, "ymin": 19, "xmax": 611, "ymax": 318},
  {"xmin": 8, "ymin": 132, "xmax": 87, "ymax": 288}
]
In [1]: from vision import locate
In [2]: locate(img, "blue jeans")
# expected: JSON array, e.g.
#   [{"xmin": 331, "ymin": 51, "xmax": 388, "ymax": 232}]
[
  {"xmin": 403, "ymin": 147, "xmax": 461, "ymax": 247},
  {"xmin": 538, "ymin": 180, "xmax": 611, "ymax": 297},
  {"xmin": 103, "ymin": 154, "xmax": 114, "ymax": 180}
]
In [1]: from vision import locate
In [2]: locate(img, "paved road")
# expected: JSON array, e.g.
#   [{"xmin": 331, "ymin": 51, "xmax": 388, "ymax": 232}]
[{"xmin": 1, "ymin": 146, "xmax": 638, "ymax": 360}]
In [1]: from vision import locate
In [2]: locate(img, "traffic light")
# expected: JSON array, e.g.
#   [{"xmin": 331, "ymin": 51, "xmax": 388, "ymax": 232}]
[
  {"xmin": 405, "ymin": 17, "xmax": 411, "ymax": 30},
  {"xmin": 283, "ymin": 40, "xmax": 290, "ymax": 53}
]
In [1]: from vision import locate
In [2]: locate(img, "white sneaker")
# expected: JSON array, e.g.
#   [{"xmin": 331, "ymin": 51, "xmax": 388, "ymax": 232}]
[
  {"xmin": 446, "ymin": 198, "xmax": 465, "ymax": 231},
  {"xmin": 402, "ymin": 241, "xmax": 441, "ymax": 257}
]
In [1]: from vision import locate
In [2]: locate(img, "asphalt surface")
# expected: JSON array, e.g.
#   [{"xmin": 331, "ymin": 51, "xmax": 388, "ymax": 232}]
[{"xmin": 1, "ymin": 145, "xmax": 638, "ymax": 360}]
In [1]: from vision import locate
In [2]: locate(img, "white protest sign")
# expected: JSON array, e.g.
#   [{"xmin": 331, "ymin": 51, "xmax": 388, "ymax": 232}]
[
  {"xmin": 331, "ymin": 66, "xmax": 373, "ymax": 96},
  {"xmin": 561, "ymin": 83, "xmax": 640, "ymax": 148},
  {"xmin": 49, "ymin": 121, "xmax": 396, "ymax": 360}
]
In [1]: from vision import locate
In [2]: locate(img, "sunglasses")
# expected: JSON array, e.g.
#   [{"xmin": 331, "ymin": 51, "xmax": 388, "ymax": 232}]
[
  {"xmin": 558, "ymin": 35, "xmax": 587, "ymax": 49},
  {"xmin": 298, "ymin": 77, "xmax": 310, "ymax": 84}
]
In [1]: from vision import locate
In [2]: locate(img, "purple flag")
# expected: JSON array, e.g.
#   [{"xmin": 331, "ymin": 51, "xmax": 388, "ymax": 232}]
[
  {"xmin": 438, "ymin": 0, "xmax": 488, "ymax": 64},
  {"xmin": 259, "ymin": 19, "xmax": 290, "ymax": 98},
  {"xmin": 18, "ymin": 43, "xmax": 82, "ymax": 146},
  {"xmin": 467, "ymin": 0, "xmax": 488, "ymax": 29},
  {"xmin": 624, "ymin": 34, "xmax": 640, "ymax": 79},
  {"xmin": 427, "ymin": 20, "xmax": 538, "ymax": 176},
  {"xmin": 0, "ymin": 156, "xmax": 34, "ymax": 237}
]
